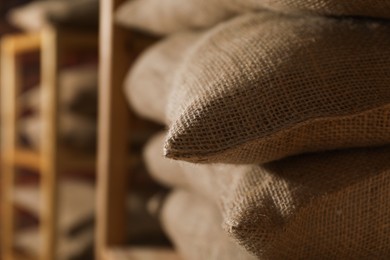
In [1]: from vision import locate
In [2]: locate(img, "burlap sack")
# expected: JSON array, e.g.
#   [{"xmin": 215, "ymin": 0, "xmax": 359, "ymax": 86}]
[
  {"xmin": 162, "ymin": 190, "xmax": 256, "ymax": 260},
  {"xmin": 146, "ymin": 132, "xmax": 390, "ymax": 258},
  {"xmin": 115, "ymin": 0, "xmax": 236, "ymax": 35},
  {"xmin": 144, "ymin": 132, "xmax": 235, "ymax": 201},
  {"xmin": 19, "ymin": 112, "xmax": 96, "ymax": 151},
  {"xmin": 144, "ymin": 132, "xmax": 189, "ymax": 188},
  {"xmin": 115, "ymin": 0, "xmax": 390, "ymax": 35},
  {"xmin": 15, "ymin": 226, "xmax": 93, "ymax": 260},
  {"xmin": 8, "ymin": 0, "xmax": 98, "ymax": 31},
  {"xmin": 59, "ymin": 65, "xmax": 98, "ymax": 118},
  {"xmin": 124, "ymin": 32, "xmax": 200, "ymax": 124},
  {"xmin": 20, "ymin": 65, "xmax": 98, "ymax": 119},
  {"xmin": 13, "ymin": 179, "xmax": 95, "ymax": 235},
  {"xmin": 165, "ymin": 12, "xmax": 390, "ymax": 164}
]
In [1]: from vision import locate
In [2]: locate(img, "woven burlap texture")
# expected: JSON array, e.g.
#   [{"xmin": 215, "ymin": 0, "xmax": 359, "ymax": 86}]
[
  {"xmin": 115, "ymin": 0, "xmax": 390, "ymax": 35},
  {"xmin": 144, "ymin": 132, "xmax": 192, "ymax": 188},
  {"xmin": 124, "ymin": 32, "xmax": 201, "ymax": 124},
  {"xmin": 145, "ymin": 132, "xmax": 235, "ymax": 201},
  {"xmin": 165, "ymin": 12, "xmax": 390, "ymax": 164},
  {"xmin": 162, "ymin": 190, "xmax": 256, "ymax": 260},
  {"xmin": 146, "ymin": 132, "xmax": 390, "ymax": 258}
]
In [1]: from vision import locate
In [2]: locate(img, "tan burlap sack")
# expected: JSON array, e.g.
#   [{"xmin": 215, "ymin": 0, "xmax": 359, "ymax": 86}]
[
  {"xmin": 21, "ymin": 65, "xmax": 97, "ymax": 119},
  {"xmin": 144, "ymin": 132, "xmax": 190, "ymax": 188},
  {"xmin": 115, "ymin": 0, "xmax": 390, "ymax": 35},
  {"xmin": 162, "ymin": 190, "xmax": 256, "ymax": 260},
  {"xmin": 146, "ymin": 132, "xmax": 390, "ymax": 258},
  {"xmin": 13, "ymin": 179, "xmax": 95, "ymax": 235},
  {"xmin": 19, "ymin": 112, "xmax": 96, "ymax": 151},
  {"xmin": 124, "ymin": 32, "xmax": 200, "ymax": 124},
  {"xmin": 115, "ymin": 0, "xmax": 236, "ymax": 35},
  {"xmin": 59, "ymin": 65, "xmax": 97, "ymax": 118},
  {"xmin": 165, "ymin": 12, "xmax": 390, "ymax": 164},
  {"xmin": 8, "ymin": 0, "xmax": 98, "ymax": 32},
  {"xmin": 16, "ymin": 226, "xmax": 93, "ymax": 260},
  {"xmin": 14, "ymin": 180, "xmax": 95, "ymax": 260},
  {"xmin": 144, "ymin": 132, "xmax": 235, "ymax": 201}
]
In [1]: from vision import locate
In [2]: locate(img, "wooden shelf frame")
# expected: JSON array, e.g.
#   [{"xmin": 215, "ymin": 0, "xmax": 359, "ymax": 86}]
[
  {"xmin": 96, "ymin": 0, "xmax": 180, "ymax": 259},
  {"xmin": 96, "ymin": 0, "xmax": 131, "ymax": 257},
  {"xmin": 1, "ymin": 27, "xmax": 98, "ymax": 260}
]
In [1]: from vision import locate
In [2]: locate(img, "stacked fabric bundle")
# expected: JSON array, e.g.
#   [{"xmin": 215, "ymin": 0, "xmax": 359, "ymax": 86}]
[
  {"xmin": 19, "ymin": 65, "xmax": 98, "ymax": 152},
  {"xmin": 7, "ymin": 0, "xmax": 98, "ymax": 31},
  {"xmin": 14, "ymin": 179, "xmax": 95, "ymax": 260},
  {"xmin": 117, "ymin": 1, "xmax": 390, "ymax": 258}
]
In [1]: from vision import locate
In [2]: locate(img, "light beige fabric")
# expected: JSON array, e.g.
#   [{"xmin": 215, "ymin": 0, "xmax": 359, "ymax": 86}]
[
  {"xmin": 116, "ymin": 0, "xmax": 390, "ymax": 35},
  {"xmin": 19, "ymin": 112, "xmax": 96, "ymax": 151},
  {"xmin": 162, "ymin": 190, "xmax": 256, "ymax": 260},
  {"xmin": 59, "ymin": 65, "xmax": 97, "ymax": 115},
  {"xmin": 21, "ymin": 65, "xmax": 97, "ymax": 118},
  {"xmin": 7, "ymin": 0, "xmax": 69, "ymax": 31},
  {"xmin": 19, "ymin": 65, "xmax": 97, "ymax": 151},
  {"xmin": 146, "ymin": 132, "xmax": 390, "ymax": 258},
  {"xmin": 15, "ymin": 227, "xmax": 93, "ymax": 260},
  {"xmin": 14, "ymin": 179, "xmax": 95, "ymax": 260},
  {"xmin": 13, "ymin": 179, "xmax": 95, "ymax": 235},
  {"xmin": 144, "ymin": 132, "xmax": 190, "ymax": 188},
  {"xmin": 165, "ymin": 12, "xmax": 390, "ymax": 164},
  {"xmin": 7, "ymin": 0, "xmax": 98, "ymax": 31},
  {"xmin": 124, "ymin": 32, "xmax": 200, "ymax": 124},
  {"xmin": 145, "ymin": 132, "xmax": 233, "ymax": 201}
]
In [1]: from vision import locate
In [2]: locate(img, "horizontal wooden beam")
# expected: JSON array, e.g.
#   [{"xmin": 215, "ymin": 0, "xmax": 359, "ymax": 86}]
[
  {"xmin": 1, "ymin": 148, "xmax": 40, "ymax": 171},
  {"xmin": 1, "ymin": 33, "xmax": 41, "ymax": 53},
  {"xmin": 104, "ymin": 247, "xmax": 181, "ymax": 260}
]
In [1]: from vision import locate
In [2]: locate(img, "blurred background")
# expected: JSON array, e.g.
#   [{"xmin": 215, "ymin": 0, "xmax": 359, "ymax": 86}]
[{"xmin": 0, "ymin": 1, "xmax": 171, "ymax": 259}]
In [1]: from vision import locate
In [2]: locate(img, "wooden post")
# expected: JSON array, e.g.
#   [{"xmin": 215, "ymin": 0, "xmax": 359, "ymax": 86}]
[
  {"xmin": 1, "ymin": 33, "xmax": 42, "ymax": 260},
  {"xmin": 96, "ymin": 0, "xmax": 130, "ymax": 259},
  {"xmin": 1, "ymin": 35, "xmax": 19, "ymax": 260},
  {"xmin": 40, "ymin": 26, "xmax": 59, "ymax": 260}
]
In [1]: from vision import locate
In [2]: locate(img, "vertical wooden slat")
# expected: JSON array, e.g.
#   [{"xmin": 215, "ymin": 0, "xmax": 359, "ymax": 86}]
[
  {"xmin": 96, "ymin": 0, "xmax": 130, "ymax": 258},
  {"xmin": 40, "ymin": 27, "xmax": 59, "ymax": 260},
  {"xmin": 1, "ymin": 37, "xmax": 19, "ymax": 260},
  {"xmin": 1, "ymin": 33, "xmax": 42, "ymax": 260}
]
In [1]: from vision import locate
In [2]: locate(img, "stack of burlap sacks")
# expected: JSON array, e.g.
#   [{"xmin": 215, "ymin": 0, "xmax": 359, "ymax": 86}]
[
  {"xmin": 19, "ymin": 65, "xmax": 98, "ymax": 152},
  {"xmin": 116, "ymin": 0, "xmax": 390, "ymax": 258},
  {"xmin": 7, "ymin": 0, "xmax": 99, "ymax": 32}
]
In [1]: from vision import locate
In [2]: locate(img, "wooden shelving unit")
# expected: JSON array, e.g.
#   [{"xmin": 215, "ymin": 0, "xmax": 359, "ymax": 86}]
[
  {"xmin": 1, "ymin": 27, "xmax": 97, "ymax": 260},
  {"xmin": 96, "ymin": 0, "xmax": 180, "ymax": 259}
]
